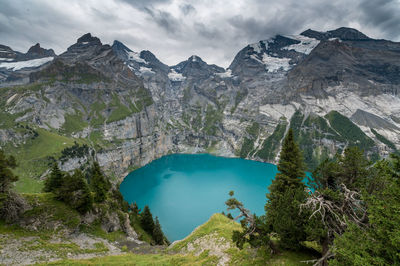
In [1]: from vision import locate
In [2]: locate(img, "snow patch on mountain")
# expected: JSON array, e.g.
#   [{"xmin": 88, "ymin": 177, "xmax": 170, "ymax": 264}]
[
  {"xmin": 0, "ymin": 58, "xmax": 14, "ymax": 62},
  {"xmin": 127, "ymin": 51, "xmax": 147, "ymax": 64},
  {"xmin": 126, "ymin": 64, "xmax": 135, "ymax": 72},
  {"xmin": 216, "ymin": 69, "xmax": 232, "ymax": 78},
  {"xmin": 168, "ymin": 69, "xmax": 185, "ymax": 81},
  {"xmin": 262, "ymin": 54, "xmax": 291, "ymax": 72},
  {"xmin": 139, "ymin": 66, "xmax": 154, "ymax": 75},
  {"xmin": 0, "ymin": 57, "xmax": 54, "ymax": 71},
  {"xmin": 249, "ymin": 42, "xmax": 263, "ymax": 53},
  {"xmin": 282, "ymin": 35, "xmax": 320, "ymax": 54}
]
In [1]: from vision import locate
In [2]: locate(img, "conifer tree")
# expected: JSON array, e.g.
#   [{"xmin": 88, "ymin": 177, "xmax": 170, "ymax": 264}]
[
  {"xmin": 43, "ymin": 163, "xmax": 64, "ymax": 193},
  {"xmin": 265, "ymin": 128, "xmax": 307, "ymax": 250},
  {"xmin": 140, "ymin": 205, "xmax": 155, "ymax": 236},
  {"xmin": 338, "ymin": 146, "xmax": 370, "ymax": 190},
  {"xmin": 0, "ymin": 150, "xmax": 27, "ymax": 222},
  {"xmin": 153, "ymin": 216, "xmax": 165, "ymax": 245},
  {"xmin": 0, "ymin": 150, "xmax": 18, "ymax": 193},
  {"xmin": 130, "ymin": 202, "xmax": 140, "ymax": 215},
  {"xmin": 58, "ymin": 170, "xmax": 93, "ymax": 213},
  {"xmin": 90, "ymin": 162, "xmax": 111, "ymax": 203}
]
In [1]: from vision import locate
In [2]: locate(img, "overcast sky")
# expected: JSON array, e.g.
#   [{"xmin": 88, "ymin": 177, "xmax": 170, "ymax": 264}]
[{"xmin": 1, "ymin": 0, "xmax": 399, "ymax": 67}]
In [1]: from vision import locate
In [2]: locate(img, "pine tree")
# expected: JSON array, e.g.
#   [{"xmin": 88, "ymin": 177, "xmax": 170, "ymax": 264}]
[
  {"xmin": 338, "ymin": 146, "xmax": 370, "ymax": 190},
  {"xmin": 90, "ymin": 162, "xmax": 111, "ymax": 203},
  {"xmin": 0, "ymin": 150, "xmax": 18, "ymax": 193},
  {"xmin": 0, "ymin": 150, "xmax": 27, "ymax": 222},
  {"xmin": 57, "ymin": 170, "xmax": 93, "ymax": 213},
  {"xmin": 140, "ymin": 205, "xmax": 155, "ymax": 236},
  {"xmin": 265, "ymin": 128, "xmax": 307, "ymax": 250},
  {"xmin": 130, "ymin": 202, "xmax": 140, "ymax": 215},
  {"xmin": 153, "ymin": 216, "xmax": 165, "ymax": 245},
  {"xmin": 332, "ymin": 155, "xmax": 400, "ymax": 265},
  {"xmin": 43, "ymin": 163, "xmax": 64, "ymax": 193}
]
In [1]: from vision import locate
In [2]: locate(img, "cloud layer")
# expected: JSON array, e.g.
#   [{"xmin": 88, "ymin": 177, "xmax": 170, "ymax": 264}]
[{"xmin": 1, "ymin": 0, "xmax": 399, "ymax": 67}]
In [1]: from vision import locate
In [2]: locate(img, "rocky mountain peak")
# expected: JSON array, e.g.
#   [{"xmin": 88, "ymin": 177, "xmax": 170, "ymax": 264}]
[
  {"xmin": 27, "ymin": 43, "xmax": 41, "ymax": 53},
  {"xmin": 0, "ymin": 44, "xmax": 18, "ymax": 60},
  {"xmin": 301, "ymin": 27, "xmax": 370, "ymax": 41},
  {"xmin": 111, "ymin": 40, "xmax": 132, "ymax": 60},
  {"xmin": 77, "ymin": 33, "xmax": 102, "ymax": 45},
  {"xmin": 172, "ymin": 55, "xmax": 224, "ymax": 79},
  {"xmin": 188, "ymin": 55, "xmax": 203, "ymax": 62},
  {"xmin": 25, "ymin": 43, "xmax": 56, "ymax": 59},
  {"xmin": 111, "ymin": 40, "xmax": 169, "ymax": 77},
  {"xmin": 112, "ymin": 40, "xmax": 131, "ymax": 52},
  {"xmin": 140, "ymin": 50, "xmax": 169, "ymax": 73},
  {"xmin": 60, "ymin": 33, "xmax": 108, "ymax": 63},
  {"xmin": 329, "ymin": 27, "xmax": 370, "ymax": 40}
]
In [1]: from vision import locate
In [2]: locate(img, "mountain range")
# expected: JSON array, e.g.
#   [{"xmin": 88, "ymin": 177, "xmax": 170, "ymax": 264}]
[{"xmin": 1, "ymin": 27, "xmax": 400, "ymax": 185}]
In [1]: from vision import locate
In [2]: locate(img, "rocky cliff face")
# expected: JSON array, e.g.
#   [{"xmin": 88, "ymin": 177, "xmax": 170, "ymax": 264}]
[{"xmin": 1, "ymin": 28, "xmax": 400, "ymax": 182}]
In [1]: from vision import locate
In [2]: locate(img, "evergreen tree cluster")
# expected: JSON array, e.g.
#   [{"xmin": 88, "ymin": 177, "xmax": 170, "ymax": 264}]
[
  {"xmin": 59, "ymin": 142, "xmax": 90, "ymax": 162},
  {"xmin": 0, "ymin": 150, "xmax": 27, "ymax": 222},
  {"xmin": 227, "ymin": 128, "xmax": 400, "ymax": 265},
  {"xmin": 44, "ymin": 164, "xmax": 93, "ymax": 213},
  {"xmin": 44, "ymin": 161, "xmax": 113, "ymax": 213},
  {"xmin": 131, "ymin": 203, "xmax": 168, "ymax": 245},
  {"xmin": 331, "ymin": 154, "xmax": 400, "ymax": 265},
  {"xmin": 44, "ymin": 161, "xmax": 169, "ymax": 246},
  {"xmin": 0, "ymin": 150, "xmax": 18, "ymax": 194},
  {"xmin": 0, "ymin": 149, "xmax": 169, "ymax": 247}
]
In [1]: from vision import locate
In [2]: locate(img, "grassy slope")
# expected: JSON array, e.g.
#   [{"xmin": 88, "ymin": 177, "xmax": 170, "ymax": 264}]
[
  {"xmin": 171, "ymin": 213, "xmax": 317, "ymax": 265},
  {"xmin": 22, "ymin": 193, "xmax": 82, "ymax": 228},
  {"xmin": 9, "ymin": 128, "xmax": 81, "ymax": 192},
  {"xmin": 54, "ymin": 214, "xmax": 317, "ymax": 265},
  {"xmin": 0, "ymin": 193, "xmax": 110, "ymax": 260},
  {"xmin": 0, "ymin": 193, "xmax": 138, "ymax": 263},
  {"xmin": 45, "ymin": 253, "xmax": 218, "ymax": 266},
  {"xmin": 170, "ymin": 213, "xmax": 242, "ymax": 251},
  {"xmin": 8, "ymin": 128, "xmax": 87, "ymax": 193}
]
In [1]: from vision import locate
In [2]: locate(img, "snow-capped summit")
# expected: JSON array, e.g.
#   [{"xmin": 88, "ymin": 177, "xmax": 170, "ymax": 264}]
[
  {"xmin": 0, "ymin": 43, "xmax": 55, "ymax": 84},
  {"xmin": 112, "ymin": 40, "xmax": 169, "ymax": 78},
  {"xmin": 189, "ymin": 55, "xmax": 201, "ymax": 62}
]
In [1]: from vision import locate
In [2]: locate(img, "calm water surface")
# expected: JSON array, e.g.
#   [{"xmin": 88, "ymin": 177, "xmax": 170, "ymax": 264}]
[{"xmin": 120, "ymin": 154, "xmax": 279, "ymax": 241}]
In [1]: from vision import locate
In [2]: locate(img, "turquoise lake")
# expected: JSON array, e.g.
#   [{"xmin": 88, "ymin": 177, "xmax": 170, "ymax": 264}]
[{"xmin": 119, "ymin": 153, "xmax": 279, "ymax": 242}]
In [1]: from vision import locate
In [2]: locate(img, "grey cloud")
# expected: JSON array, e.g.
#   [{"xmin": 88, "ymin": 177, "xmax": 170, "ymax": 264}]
[
  {"xmin": 193, "ymin": 23, "xmax": 222, "ymax": 42},
  {"xmin": 90, "ymin": 7, "xmax": 118, "ymax": 21},
  {"xmin": 145, "ymin": 9, "xmax": 182, "ymax": 35},
  {"xmin": 180, "ymin": 4, "xmax": 196, "ymax": 15},
  {"xmin": 119, "ymin": 0, "xmax": 172, "ymax": 9},
  {"xmin": 358, "ymin": 0, "xmax": 400, "ymax": 39}
]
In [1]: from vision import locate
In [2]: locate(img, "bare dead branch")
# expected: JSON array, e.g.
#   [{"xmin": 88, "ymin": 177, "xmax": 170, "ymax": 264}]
[{"xmin": 300, "ymin": 184, "xmax": 368, "ymax": 265}]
